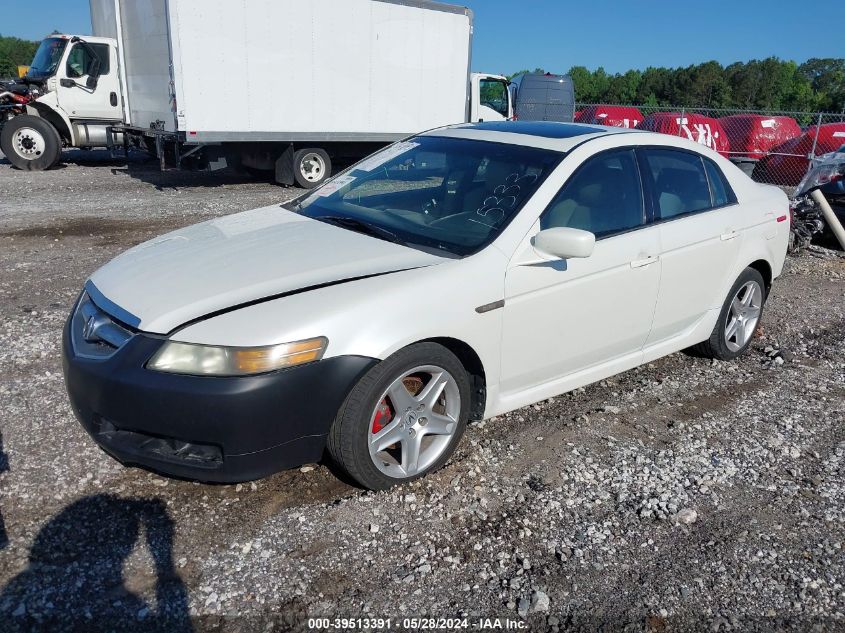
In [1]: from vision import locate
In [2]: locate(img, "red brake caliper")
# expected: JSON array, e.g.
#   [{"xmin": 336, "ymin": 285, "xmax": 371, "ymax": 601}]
[{"xmin": 372, "ymin": 398, "xmax": 393, "ymax": 434}]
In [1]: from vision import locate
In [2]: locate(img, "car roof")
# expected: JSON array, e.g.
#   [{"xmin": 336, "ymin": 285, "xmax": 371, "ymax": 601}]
[{"xmin": 422, "ymin": 121, "xmax": 640, "ymax": 152}]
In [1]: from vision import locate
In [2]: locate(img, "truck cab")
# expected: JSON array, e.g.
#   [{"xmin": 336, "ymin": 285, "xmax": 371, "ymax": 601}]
[
  {"xmin": 471, "ymin": 73, "xmax": 512, "ymax": 122},
  {"xmin": 0, "ymin": 34, "xmax": 123, "ymax": 170}
]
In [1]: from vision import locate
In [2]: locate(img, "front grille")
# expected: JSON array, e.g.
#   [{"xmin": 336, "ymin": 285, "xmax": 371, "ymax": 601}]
[{"xmin": 70, "ymin": 292, "xmax": 134, "ymax": 359}]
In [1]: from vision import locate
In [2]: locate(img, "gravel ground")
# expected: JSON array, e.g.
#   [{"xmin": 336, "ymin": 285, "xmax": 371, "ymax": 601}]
[{"xmin": 0, "ymin": 150, "xmax": 843, "ymax": 632}]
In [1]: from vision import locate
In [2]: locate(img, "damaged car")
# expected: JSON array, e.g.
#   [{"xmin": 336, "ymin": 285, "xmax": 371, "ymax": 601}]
[{"xmin": 62, "ymin": 121, "xmax": 790, "ymax": 490}]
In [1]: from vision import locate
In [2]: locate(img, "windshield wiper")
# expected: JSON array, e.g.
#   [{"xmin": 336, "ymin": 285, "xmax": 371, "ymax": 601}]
[{"xmin": 316, "ymin": 215, "xmax": 407, "ymax": 247}]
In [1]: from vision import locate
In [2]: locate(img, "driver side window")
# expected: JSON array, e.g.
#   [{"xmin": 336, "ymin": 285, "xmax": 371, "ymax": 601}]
[
  {"xmin": 66, "ymin": 43, "xmax": 110, "ymax": 78},
  {"xmin": 541, "ymin": 149, "xmax": 645, "ymax": 238},
  {"xmin": 479, "ymin": 79, "xmax": 509, "ymax": 118}
]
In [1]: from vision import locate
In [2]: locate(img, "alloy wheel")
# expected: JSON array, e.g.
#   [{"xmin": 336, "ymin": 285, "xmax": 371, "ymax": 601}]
[
  {"xmin": 724, "ymin": 280, "xmax": 763, "ymax": 352},
  {"xmin": 368, "ymin": 365, "xmax": 461, "ymax": 478}
]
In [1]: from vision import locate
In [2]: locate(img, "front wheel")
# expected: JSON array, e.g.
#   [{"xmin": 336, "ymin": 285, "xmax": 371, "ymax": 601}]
[
  {"xmin": 293, "ymin": 147, "xmax": 331, "ymax": 188},
  {"xmin": 326, "ymin": 343, "xmax": 470, "ymax": 490},
  {"xmin": 0, "ymin": 114, "xmax": 62, "ymax": 171},
  {"xmin": 691, "ymin": 267, "xmax": 766, "ymax": 360}
]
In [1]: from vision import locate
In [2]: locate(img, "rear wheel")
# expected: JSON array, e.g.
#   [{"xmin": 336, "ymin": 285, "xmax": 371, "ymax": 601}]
[
  {"xmin": 293, "ymin": 147, "xmax": 331, "ymax": 188},
  {"xmin": 327, "ymin": 343, "xmax": 470, "ymax": 490},
  {"xmin": 691, "ymin": 267, "xmax": 766, "ymax": 360},
  {"xmin": 0, "ymin": 115, "xmax": 62, "ymax": 171}
]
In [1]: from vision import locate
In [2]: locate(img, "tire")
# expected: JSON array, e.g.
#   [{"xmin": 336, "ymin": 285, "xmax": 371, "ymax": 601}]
[
  {"xmin": 293, "ymin": 147, "xmax": 331, "ymax": 189},
  {"xmin": 326, "ymin": 342, "xmax": 471, "ymax": 490},
  {"xmin": 691, "ymin": 267, "xmax": 766, "ymax": 360},
  {"xmin": 0, "ymin": 114, "xmax": 62, "ymax": 171}
]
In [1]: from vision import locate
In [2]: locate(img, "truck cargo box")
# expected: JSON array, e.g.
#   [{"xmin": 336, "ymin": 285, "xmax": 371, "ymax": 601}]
[{"xmin": 92, "ymin": 0, "xmax": 473, "ymax": 141}]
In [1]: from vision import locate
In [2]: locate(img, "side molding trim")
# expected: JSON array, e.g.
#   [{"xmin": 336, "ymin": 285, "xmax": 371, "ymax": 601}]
[{"xmin": 475, "ymin": 300, "xmax": 505, "ymax": 314}]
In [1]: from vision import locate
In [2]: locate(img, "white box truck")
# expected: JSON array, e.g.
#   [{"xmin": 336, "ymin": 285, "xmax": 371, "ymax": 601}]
[{"xmin": 0, "ymin": 0, "xmax": 512, "ymax": 187}]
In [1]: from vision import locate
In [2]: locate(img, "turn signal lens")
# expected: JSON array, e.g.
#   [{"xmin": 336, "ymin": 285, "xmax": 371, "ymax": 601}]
[{"xmin": 147, "ymin": 337, "xmax": 328, "ymax": 376}]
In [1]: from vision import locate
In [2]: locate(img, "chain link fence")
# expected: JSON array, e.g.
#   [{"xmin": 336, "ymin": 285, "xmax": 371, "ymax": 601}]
[{"xmin": 575, "ymin": 104, "xmax": 845, "ymax": 189}]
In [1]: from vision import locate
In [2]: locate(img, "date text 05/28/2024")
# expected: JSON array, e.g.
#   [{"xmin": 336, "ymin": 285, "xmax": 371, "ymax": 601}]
[{"xmin": 307, "ymin": 617, "xmax": 529, "ymax": 630}]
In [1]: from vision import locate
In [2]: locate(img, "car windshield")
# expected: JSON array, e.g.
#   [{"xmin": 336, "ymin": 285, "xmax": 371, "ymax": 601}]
[
  {"xmin": 27, "ymin": 38, "xmax": 68, "ymax": 79},
  {"xmin": 291, "ymin": 136, "xmax": 562, "ymax": 257}
]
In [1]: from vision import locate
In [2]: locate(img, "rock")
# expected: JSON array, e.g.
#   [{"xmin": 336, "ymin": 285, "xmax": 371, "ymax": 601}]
[
  {"xmin": 530, "ymin": 590, "xmax": 550, "ymax": 613},
  {"xmin": 602, "ymin": 405, "xmax": 621, "ymax": 415},
  {"xmin": 404, "ymin": 493, "xmax": 417, "ymax": 504},
  {"xmin": 12, "ymin": 603, "xmax": 25, "ymax": 617},
  {"xmin": 517, "ymin": 597, "xmax": 530, "ymax": 618},
  {"xmin": 299, "ymin": 465, "xmax": 315, "ymax": 473},
  {"xmin": 370, "ymin": 524, "xmax": 380, "ymax": 533},
  {"xmin": 676, "ymin": 508, "xmax": 698, "ymax": 525}
]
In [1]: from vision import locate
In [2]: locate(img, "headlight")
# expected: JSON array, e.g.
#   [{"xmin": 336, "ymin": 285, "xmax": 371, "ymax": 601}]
[{"xmin": 147, "ymin": 337, "xmax": 327, "ymax": 376}]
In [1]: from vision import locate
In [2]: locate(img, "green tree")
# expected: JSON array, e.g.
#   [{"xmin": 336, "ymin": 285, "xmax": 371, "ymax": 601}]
[
  {"xmin": 799, "ymin": 58, "xmax": 845, "ymax": 111},
  {"xmin": 0, "ymin": 34, "xmax": 39, "ymax": 78},
  {"xmin": 540, "ymin": 57, "xmax": 844, "ymax": 112}
]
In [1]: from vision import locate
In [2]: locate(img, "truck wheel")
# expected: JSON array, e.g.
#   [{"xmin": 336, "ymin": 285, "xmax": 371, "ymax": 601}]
[
  {"xmin": 293, "ymin": 148, "xmax": 331, "ymax": 188},
  {"xmin": 0, "ymin": 115, "xmax": 62, "ymax": 171}
]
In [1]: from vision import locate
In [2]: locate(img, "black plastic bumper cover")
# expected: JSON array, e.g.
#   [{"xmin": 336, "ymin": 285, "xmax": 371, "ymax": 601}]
[{"xmin": 61, "ymin": 317, "xmax": 377, "ymax": 483}]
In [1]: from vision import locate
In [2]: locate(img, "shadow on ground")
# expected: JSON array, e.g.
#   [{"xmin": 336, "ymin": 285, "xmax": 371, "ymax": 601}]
[
  {"xmin": 0, "ymin": 430, "xmax": 7, "ymax": 550},
  {"xmin": 1, "ymin": 148, "xmax": 269, "ymax": 190},
  {"xmin": 0, "ymin": 494, "xmax": 193, "ymax": 633}
]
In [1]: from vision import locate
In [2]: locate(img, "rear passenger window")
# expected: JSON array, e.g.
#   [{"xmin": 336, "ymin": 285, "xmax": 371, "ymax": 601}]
[
  {"xmin": 703, "ymin": 158, "xmax": 736, "ymax": 207},
  {"xmin": 541, "ymin": 149, "xmax": 644, "ymax": 238},
  {"xmin": 642, "ymin": 149, "xmax": 711, "ymax": 219}
]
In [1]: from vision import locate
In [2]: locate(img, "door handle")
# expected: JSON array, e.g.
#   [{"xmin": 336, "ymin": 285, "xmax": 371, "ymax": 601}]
[
  {"xmin": 720, "ymin": 230, "xmax": 739, "ymax": 241},
  {"xmin": 630, "ymin": 255, "xmax": 659, "ymax": 268}
]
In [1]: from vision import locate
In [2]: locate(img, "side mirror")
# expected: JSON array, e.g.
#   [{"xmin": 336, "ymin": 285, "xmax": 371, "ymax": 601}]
[
  {"xmin": 88, "ymin": 57, "xmax": 102, "ymax": 79},
  {"xmin": 86, "ymin": 75, "xmax": 99, "ymax": 90},
  {"xmin": 533, "ymin": 227, "xmax": 595, "ymax": 259}
]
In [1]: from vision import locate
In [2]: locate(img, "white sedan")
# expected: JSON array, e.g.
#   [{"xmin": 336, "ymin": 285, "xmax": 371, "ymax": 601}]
[{"xmin": 62, "ymin": 121, "xmax": 790, "ymax": 490}]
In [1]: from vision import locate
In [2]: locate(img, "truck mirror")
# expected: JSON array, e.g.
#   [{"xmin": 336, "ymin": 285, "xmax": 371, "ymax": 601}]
[
  {"xmin": 86, "ymin": 76, "xmax": 99, "ymax": 90},
  {"xmin": 88, "ymin": 57, "xmax": 102, "ymax": 79}
]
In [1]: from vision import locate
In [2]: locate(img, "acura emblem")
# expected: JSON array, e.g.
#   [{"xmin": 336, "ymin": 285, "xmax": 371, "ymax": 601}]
[{"xmin": 82, "ymin": 313, "xmax": 109, "ymax": 342}]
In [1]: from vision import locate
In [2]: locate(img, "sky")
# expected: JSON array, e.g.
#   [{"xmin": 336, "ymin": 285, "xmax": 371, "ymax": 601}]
[{"xmin": 3, "ymin": 0, "xmax": 844, "ymax": 75}]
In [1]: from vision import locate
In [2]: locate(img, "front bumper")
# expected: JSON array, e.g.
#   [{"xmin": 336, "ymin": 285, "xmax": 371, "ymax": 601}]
[{"xmin": 61, "ymin": 305, "xmax": 376, "ymax": 483}]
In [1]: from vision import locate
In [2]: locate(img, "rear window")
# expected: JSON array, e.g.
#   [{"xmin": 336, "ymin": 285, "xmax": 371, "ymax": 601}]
[{"xmin": 703, "ymin": 158, "xmax": 737, "ymax": 207}]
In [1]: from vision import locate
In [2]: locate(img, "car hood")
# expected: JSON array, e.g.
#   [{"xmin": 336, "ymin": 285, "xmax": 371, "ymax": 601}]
[{"xmin": 87, "ymin": 205, "xmax": 446, "ymax": 334}]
